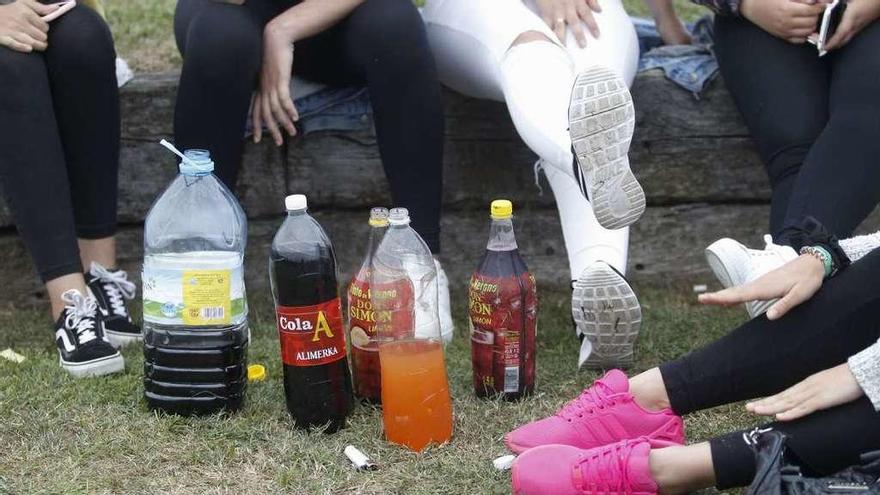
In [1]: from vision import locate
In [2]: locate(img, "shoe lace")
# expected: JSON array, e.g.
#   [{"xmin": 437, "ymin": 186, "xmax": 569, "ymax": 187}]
[
  {"xmin": 62, "ymin": 290, "xmax": 99, "ymax": 345},
  {"xmin": 90, "ymin": 263, "xmax": 136, "ymax": 318},
  {"xmin": 558, "ymin": 380, "xmax": 618, "ymax": 421},
  {"xmin": 574, "ymin": 440, "xmax": 639, "ymax": 494}
]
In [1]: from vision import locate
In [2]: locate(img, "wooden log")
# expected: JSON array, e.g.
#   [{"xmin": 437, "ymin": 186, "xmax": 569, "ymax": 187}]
[
  {"xmin": 4, "ymin": 204, "xmax": 878, "ymax": 307},
  {"xmin": 0, "ymin": 70, "xmax": 769, "ymax": 228}
]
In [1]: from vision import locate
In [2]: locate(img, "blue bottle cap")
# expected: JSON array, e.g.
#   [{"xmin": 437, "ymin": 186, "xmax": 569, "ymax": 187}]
[{"xmin": 179, "ymin": 149, "xmax": 215, "ymax": 176}]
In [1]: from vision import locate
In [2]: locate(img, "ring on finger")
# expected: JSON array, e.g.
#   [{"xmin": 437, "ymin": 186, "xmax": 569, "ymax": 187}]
[{"xmin": 555, "ymin": 17, "xmax": 565, "ymax": 26}]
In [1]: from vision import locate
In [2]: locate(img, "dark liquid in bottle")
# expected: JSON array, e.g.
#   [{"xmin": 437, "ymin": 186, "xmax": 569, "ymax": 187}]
[
  {"xmin": 470, "ymin": 248, "xmax": 537, "ymax": 401},
  {"xmin": 270, "ymin": 247, "xmax": 353, "ymax": 433}
]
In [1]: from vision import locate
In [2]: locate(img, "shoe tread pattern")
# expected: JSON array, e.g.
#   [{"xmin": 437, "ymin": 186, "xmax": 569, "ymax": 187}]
[
  {"xmin": 572, "ymin": 264, "xmax": 642, "ymax": 369},
  {"xmin": 569, "ymin": 67, "xmax": 645, "ymax": 230}
]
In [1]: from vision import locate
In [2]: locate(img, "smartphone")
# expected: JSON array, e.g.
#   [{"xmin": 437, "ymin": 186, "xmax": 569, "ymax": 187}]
[
  {"xmin": 817, "ymin": 0, "xmax": 847, "ymax": 55},
  {"xmin": 41, "ymin": 1, "xmax": 77, "ymax": 22}
]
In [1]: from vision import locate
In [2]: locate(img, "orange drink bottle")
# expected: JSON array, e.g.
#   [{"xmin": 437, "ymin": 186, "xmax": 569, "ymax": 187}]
[{"xmin": 371, "ymin": 207, "xmax": 453, "ymax": 452}]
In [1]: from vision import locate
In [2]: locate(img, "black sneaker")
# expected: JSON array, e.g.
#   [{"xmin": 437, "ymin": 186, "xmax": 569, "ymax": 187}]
[
  {"xmin": 86, "ymin": 262, "xmax": 141, "ymax": 348},
  {"xmin": 55, "ymin": 289, "xmax": 125, "ymax": 377}
]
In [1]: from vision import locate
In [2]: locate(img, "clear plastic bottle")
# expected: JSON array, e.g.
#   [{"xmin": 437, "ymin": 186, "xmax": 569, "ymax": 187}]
[
  {"xmin": 371, "ymin": 207, "xmax": 452, "ymax": 451},
  {"xmin": 142, "ymin": 149, "xmax": 249, "ymax": 416},
  {"xmin": 469, "ymin": 200, "xmax": 537, "ymax": 400},
  {"xmin": 347, "ymin": 207, "xmax": 390, "ymax": 403},
  {"xmin": 269, "ymin": 194, "xmax": 352, "ymax": 432}
]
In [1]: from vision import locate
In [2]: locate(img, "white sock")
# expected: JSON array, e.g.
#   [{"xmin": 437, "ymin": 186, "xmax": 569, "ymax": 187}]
[
  {"xmin": 542, "ymin": 160, "xmax": 629, "ymax": 280},
  {"xmin": 499, "ymin": 39, "xmax": 575, "ymax": 172},
  {"xmin": 840, "ymin": 231, "xmax": 880, "ymax": 263}
]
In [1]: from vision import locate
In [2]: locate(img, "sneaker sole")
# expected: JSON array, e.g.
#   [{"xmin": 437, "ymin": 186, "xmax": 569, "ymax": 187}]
[
  {"xmin": 569, "ymin": 66, "xmax": 644, "ymax": 230},
  {"xmin": 572, "ymin": 263, "xmax": 642, "ymax": 370},
  {"xmin": 504, "ymin": 415, "xmax": 684, "ymax": 455},
  {"xmin": 60, "ymin": 351, "xmax": 125, "ymax": 378},
  {"xmin": 104, "ymin": 329, "xmax": 143, "ymax": 349}
]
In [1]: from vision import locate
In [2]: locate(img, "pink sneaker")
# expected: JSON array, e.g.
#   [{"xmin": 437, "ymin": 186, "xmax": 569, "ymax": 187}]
[
  {"xmin": 512, "ymin": 438, "xmax": 666, "ymax": 495},
  {"xmin": 505, "ymin": 370, "xmax": 683, "ymax": 454}
]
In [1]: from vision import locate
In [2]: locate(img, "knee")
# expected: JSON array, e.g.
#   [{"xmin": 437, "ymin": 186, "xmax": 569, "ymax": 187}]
[
  {"xmin": 46, "ymin": 6, "xmax": 115, "ymax": 77},
  {"xmin": 510, "ymin": 31, "xmax": 555, "ymax": 49},
  {"xmin": 347, "ymin": 0, "xmax": 430, "ymax": 67},
  {"xmin": 759, "ymin": 123, "xmax": 820, "ymax": 182},
  {"xmin": 182, "ymin": 5, "xmax": 263, "ymax": 84}
]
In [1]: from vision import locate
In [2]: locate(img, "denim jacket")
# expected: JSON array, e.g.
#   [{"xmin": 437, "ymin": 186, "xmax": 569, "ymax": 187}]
[{"xmin": 635, "ymin": 16, "xmax": 719, "ymax": 96}]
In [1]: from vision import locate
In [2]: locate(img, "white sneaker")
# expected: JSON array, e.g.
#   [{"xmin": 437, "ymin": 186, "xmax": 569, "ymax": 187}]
[
  {"xmin": 435, "ymin": 259, "xmax": 454, "ymax": 343},
  {"xmin": 568, "ymin": 66, "xmax": 645, "ymax": 230},
  {"xmin": 705, "ymin": 234, "xmax": 798, "ymax": 318},
  {"xmin": 572, "ymin": 262, "xmax": 642, "ymax": 369}
]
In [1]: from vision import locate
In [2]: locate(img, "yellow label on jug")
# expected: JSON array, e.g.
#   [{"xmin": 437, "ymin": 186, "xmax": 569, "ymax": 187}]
[{"xmin": 182, "ymin": 270, "xmax": 232, "ymax": 325}]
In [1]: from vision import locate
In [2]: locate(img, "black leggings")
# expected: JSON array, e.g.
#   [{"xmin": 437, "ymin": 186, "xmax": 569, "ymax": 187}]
[
  {"xmin": 661, "ymin": 248, "xmax": 880, "ymax": 488},
  {"xmin": 714, "ymin": 17, "xmax": 880, "ymax": 243},
  {"xmin": 173, "ymin": 0, "xmax": 445, "ymax": 252},
  {"xmin": 0, "ymin": 5, "xmax": 120, "ymax": 282}
]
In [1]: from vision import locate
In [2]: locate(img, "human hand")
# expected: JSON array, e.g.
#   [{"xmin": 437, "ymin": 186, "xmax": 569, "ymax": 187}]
[
  {"xmin": 656, "ymin": 14, "xmax": 691, "ymax": 45},
  {"xmin": 698, "ymin": 254, "xmax": 824, "ymax": 320},
  {"xmin": 824, "ymin": 0, "xmax": 880, "ymax": 51},
  {"xmin": 535, "ymin": 0, "xmax": 601, "ymax": 48},
  {"xmin": 746, "ymin": 364, "xmax": 864, "ymax": 420},
  {"xmin": 740, "ymin": 0, "xmax": 828, "ymax": 44},
  {"xmin": 0, "ymin": 0, "xmax": 57, "ymax": 53},
  {"xmin": 253, "ymin": 20, "xmax": 299, "ymax": 146}
]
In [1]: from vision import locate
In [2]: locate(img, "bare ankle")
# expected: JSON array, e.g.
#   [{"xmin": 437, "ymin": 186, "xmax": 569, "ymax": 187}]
[
  {"xmin": 649, "ymin": 443, "xmax": 715, "ymax": 494},
  {"xmin": 629, "ymin": 368, "xmax": 672, "ymax": 412}
]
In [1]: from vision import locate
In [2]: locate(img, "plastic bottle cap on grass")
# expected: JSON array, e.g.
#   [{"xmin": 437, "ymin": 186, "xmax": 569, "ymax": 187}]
[{"xmin": 247, "ymin": 364, "xmax": 266, "ymax": 382}]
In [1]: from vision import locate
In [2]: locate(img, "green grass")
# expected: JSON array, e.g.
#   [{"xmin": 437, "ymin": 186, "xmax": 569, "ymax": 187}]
[
  {"xmin": 0, "ymin": 284, "xmax": 760, "ymax": 494},
  {"xmin": 103, "ymin": 0, "xmax": 709, "ymax": 72}
]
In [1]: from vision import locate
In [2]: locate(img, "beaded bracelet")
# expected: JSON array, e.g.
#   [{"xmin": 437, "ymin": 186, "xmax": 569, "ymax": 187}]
[{"xmin": 800, "ymin": 245, "xmax": 835, "ymax": 278}]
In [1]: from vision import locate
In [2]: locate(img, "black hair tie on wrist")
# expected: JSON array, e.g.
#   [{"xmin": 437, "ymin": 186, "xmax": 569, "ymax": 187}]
[{"xmin": 786, "ymin": 216, "xmax": 851, "ymax": 272}]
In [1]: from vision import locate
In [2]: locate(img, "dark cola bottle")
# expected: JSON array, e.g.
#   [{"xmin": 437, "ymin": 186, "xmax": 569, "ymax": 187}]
[
  {"xmin": 469, "ymin": 200, "xmax": 537, "ymax": 400},
  {"xmin": 269, "ymin": 194, "xmax": 352, "ymax": 432}
]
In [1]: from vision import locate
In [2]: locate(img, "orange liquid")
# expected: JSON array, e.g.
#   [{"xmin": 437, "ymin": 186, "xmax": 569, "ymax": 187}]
[{"xmin": 379, "ymin": 339, "xmax": 453, "ymax": 452}]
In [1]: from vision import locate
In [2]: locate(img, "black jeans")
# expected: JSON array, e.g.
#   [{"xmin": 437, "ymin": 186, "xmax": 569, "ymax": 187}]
[
  {"xmin": 0, "ymin": 6, "xmax": 120, "ymax": 282},
  {"xmin": 661, "ymin": 248, "xmax": 880, "ymax": 488},
  {"xmin": 173, "ymin": 0, "xmax": 445, "ymax": 252},
  {"xmin": 714, "ymin": 17, "xmax": 880, "ymax": 243}
]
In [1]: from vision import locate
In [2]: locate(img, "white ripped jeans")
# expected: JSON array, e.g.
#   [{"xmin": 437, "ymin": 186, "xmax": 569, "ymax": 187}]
[{"xmin": 421, "ymin": 0, "xmax": 639, "ymax": 279}]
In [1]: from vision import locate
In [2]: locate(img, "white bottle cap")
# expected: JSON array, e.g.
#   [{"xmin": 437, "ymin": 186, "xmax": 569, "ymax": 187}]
[
  {"xmin": 388, "ymin": 207, "xmax": 410, "ymax": 226},
  {"xmin": 285, "ymin": 194, "xmax": 307, "ymax": 211}
]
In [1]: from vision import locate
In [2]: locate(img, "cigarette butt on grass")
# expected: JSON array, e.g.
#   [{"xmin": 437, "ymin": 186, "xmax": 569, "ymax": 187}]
[
  {"xmin": 493, "ymin": 454, "xmax": 516, "ymax": 471},
  {"xmin": 344, "ymin": 445, "xmax": 378, "ymax": 471},
  {"xmin": 1, "ymin": 348, "xmax": 26, "ymax": 363}
]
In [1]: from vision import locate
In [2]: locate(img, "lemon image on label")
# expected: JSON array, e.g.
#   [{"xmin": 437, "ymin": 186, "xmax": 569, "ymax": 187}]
[{"xmin": 350, "ymin": 326, "xmax": 370, "ymax": 348}]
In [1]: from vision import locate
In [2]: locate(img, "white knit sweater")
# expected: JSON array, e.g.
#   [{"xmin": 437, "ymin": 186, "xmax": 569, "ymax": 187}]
[
  {"xmin": 850, "ymin": 340, "xmax": 880, "ymax": 411},
  {"xmin": 841, "ymin": 237, "xmax": 880, "ymax": 410}
]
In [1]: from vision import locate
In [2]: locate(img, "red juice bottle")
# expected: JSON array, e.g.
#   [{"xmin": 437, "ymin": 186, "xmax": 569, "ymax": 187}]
[
  {"xmin": 469, "ymin": 200, "xmax": 537, "ymax": 400},
  {"xmin": 347, "ymin": 207, "xmax": 389, "ymax": 403}
]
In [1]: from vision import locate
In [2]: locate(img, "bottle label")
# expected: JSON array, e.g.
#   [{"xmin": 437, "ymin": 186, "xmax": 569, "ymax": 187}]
[
  {"xmin": 347, "ymin": 268, "xmax": 375, "ymax": 346},
  {"xmin": 276, "ymin": 299, "xmax": 347, "ymax": 367},
  {"xmin": 469, "ymin": 271, "xmax": 537, "ymax": 395},
  {"xmin": 143, "ymin": 264, "xmax": 247, "ymax": 326}
]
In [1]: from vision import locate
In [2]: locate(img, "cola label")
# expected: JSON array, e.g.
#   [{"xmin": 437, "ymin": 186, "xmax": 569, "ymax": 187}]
[
  {"xmin": 277, "ymin": 299, "xmax": 346, "ymax": 367},
  {"xmin": 469, "ymin": 271, "xmax": 537, "ymax": 395}
]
